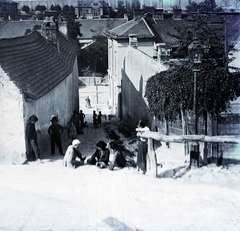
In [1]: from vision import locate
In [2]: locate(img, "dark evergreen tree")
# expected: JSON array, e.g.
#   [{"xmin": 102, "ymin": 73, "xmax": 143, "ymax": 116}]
[
  {"xmin": 55, "ymin": 5, "xmax": 62, "ymax": 12},
  {"xmin": 21, "ymin": 5, "xmax": 30, "ymax": 13},
  {"xmin": 50, "ymin": 4, "xmax": 55, "ymax": 11},
  {"xmin": 116, "ymin": 1, "xmax": 126, "ymax": 18},
  {"xmin": 145, "ymin": 14, "xmax": 240, "ymax": 135},
  {"xmin": 78, "ymin": 35, "xmax": 108, "ymax": 76}
]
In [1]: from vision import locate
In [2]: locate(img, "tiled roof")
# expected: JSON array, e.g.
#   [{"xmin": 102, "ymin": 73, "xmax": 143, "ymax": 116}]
[
  {"xmin": 0, "ymin": 31, "xmax": 78, "ymax": 100},
  {"xmin": 147, "ymin": 16, "xmax": 188, "ymax": 45},
  {"xmin": 0, "ymin": 21, "xmax": 42, "ymax": 38},
  {"xmin": 105, "ymin": 13, "xmax": 240, "ymax": 48},
  {"xmin": 79, "ymin": 18, "xmax": 127, "ymax": 38},
  {"xmin": 79, "ymin": 0, "xmax": 104, "ymax": 7},
  {"xmin": 104, "ymin": 17, "xmax": 154, "ymax": 38}
]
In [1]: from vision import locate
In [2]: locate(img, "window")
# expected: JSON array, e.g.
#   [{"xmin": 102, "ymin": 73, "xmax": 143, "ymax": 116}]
[{"xmin": 129, "ymin": 35, "xmax": 137, "ymax": 48}]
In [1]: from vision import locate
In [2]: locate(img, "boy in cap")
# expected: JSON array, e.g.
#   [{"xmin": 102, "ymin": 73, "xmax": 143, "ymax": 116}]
[
  {"xmin": 48, "ymin": 115, "xmax": 64, "ymax": 157},
  {"xmin": 87, "ymin": 141, "xmax": 110, "ymax": 168},
  {"xmin": 26, "ymin": 114, "xmax": 40, "ymax": 161},
  {"xmin": 63, "ymin": 139, "xmax": 86, "ymax": 168}
]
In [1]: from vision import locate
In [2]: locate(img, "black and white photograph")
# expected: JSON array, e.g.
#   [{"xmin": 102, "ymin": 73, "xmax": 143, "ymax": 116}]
[{"xmin": 0, "ymin": 0, "xmax": 240, "ymax": 230}]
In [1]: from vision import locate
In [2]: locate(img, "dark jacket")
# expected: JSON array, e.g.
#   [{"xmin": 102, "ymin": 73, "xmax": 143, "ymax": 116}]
[
  {"xmin": 48, "ymin": 123, "xmax": 63, "ymax": 137},
  {"xmin": 90, "ymin": 148, "xmax": 110, "ymax": 165},
  {"xmin": 26, "ymin": 121, "xmax": 37, "ymax": 142},
  {"xmin": 110, "ymin": 150, "xmax": 126, "ymax": 170}
]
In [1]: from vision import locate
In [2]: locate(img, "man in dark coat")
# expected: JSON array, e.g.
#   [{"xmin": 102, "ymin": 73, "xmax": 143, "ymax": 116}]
[
  {"xmin": 79, "ymin": 110, "xmax": 85, "ymax": 128},
  {"xmin": 48, "ymin": 115, "xmax": 64, "ymax": 156},
  {"xmin": 26, "ymin": 114, "xmax": 40, "ymax": 161}
]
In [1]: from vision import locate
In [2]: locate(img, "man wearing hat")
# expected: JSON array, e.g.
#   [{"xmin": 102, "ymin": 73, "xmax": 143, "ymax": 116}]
[
  {"xmin": 26, "ymin": 114, "xmax": 40, "ymax": 161},
  {"xmin": 48, "ymin": 115, "xmax": 64, "ymax": 156},
  {"xmin": 63, "ymin": 139, "xmax": 86, "ymax": 168}
]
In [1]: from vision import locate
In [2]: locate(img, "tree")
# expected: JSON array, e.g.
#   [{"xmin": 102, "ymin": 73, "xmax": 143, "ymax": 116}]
[
  {"xmin": 21, "ymin": 5, "xmax": 30, "ymax": 13},
  {"xmin": 78, "ymin": 35, "xmax": 108, "ymax": 76},
  {"xmin": 186, "ymin": 0, "xmax": 223, "ymax": 13},
  {"xmin": 63, "ymin": 5, "xmax": 70, "ymax": 13},
  {"xmin": 50, "ymin": 4, "xmax": 55, "ymax": 11},
  {"xmin": 145, "ymin": 65, "xmax": 193, "ymax": 136},
  {"xmin": 145, "ymin": 13, "xmax": 240, "ymax": 137},
  {"xmin": 142, "ymin": 5, "xmax": 155, "ymax": 11},
  {"xmin": 35, "ymin": 5, "xmax": 46, "ymax": 12},
  {"xmin": 67, "ymin": 11, "xmax": 81, "ymax": 40},
  {"xmin": 55, "ymin": 5, "xmax": 62, "ymax": 12},
  {"xmin": 116, "ymin": 1, "xmax": 126, "ymax": 18},
  {"xmin": 24, "ymin": 29, "xmax": 32, "ymax": 35}
]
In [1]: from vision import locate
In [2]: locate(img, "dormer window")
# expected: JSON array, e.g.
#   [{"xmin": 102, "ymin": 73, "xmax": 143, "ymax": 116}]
[{"xmin": 129, "ymin": 34, "xmax": 138, "ymax": 48}]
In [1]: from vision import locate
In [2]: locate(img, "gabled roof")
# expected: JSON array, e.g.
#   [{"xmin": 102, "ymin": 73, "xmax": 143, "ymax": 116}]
[
  {"xmin": 104, "ymin": 17, "xmax": 154, "ymax": 39},
  {"xmin": 105, "ymin": 13, "xmax": 240, "ymax": 49},
  {"xmin": 79, "ymin": 18, "xmax": 127, "ymax": 39},
  {"xmin": 78, "ymin": 0, "xmax": 104, "ymax": 7},
  {"xmin": 0, "ymin": 31, "xmax": 78, "ymax": 100},
  {"xmin": 146, "ymin": 16, "xmax": 188, "ymax": 45}
]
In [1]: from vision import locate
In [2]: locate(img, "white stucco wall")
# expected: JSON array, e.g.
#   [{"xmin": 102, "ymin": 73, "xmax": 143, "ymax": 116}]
[
  {"xmin": 0, "ymin": 67, "xmax": 25, "ymax": 164},
  {"xmin": 0, "ymin": 58, "xmax": 79, "ymax": 163},
  {"xmin": 24, "ymin": 58, "xmax": 79, "ymax": 156},
  {"xmin": 121, "ymin": 46, "xmax": 167, "ymax": 124},
  {"xmin": 108, "ymin": 37, "xmax": 157, "ymax": 115}
]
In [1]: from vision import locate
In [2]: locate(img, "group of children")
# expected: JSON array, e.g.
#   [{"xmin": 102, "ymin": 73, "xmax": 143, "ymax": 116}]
[
  {"xmin": 93, "ymin": 110, "xmax": 102, "ymax": 129},
  {"xmin": 63, "ymin": 139, "xmax": 126, "ymax": 171},
  {"xmin": 26, "ymin": 114, "xmax": 146, "ymax": 175},
  {"xmin": 38, "ymin": 111, "xmax": 125, "ymax": 171}
]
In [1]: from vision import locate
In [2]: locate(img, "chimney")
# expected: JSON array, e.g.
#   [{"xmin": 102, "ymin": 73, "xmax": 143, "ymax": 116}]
[
  {"xmin": 153, "ymin": 9, "xmax": 164, "ymax": 20},
  {"xmin": 41, "ymin": 16, "xmax": 60, "ymax": 51},
  {"xmin": 172, "ymin": 8, "xmax": 182, "ymax": 20}
]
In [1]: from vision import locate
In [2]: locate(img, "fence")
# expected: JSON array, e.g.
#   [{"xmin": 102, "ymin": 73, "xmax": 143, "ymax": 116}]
[
  {"xmin": 78, "ymin": 76, "xmax": 102, "ymax": 86},
  {"xmin": 137, "ymin": 131, "xmax": 240, "ymax": 178}
]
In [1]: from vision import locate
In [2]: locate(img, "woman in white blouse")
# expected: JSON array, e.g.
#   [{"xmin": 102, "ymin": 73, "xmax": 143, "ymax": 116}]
[{"xmin": 136, "ymin": 120, "xmax": 149, "ymax": 174}]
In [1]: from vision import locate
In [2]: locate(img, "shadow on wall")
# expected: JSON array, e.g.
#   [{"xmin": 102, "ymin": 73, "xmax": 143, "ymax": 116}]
[
  {"xmin": 121, "ymin": 68, "xmax": 152, "ymax": 127},
  {"xmin": 36, "ymin": 127, "xmax": 71, "ymax": 159}
]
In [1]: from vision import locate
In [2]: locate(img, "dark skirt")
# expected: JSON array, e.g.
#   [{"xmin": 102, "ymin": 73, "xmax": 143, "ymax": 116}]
[{"xmin": 137, "ymin": 140, "xmax": 148, "ymax": 172}]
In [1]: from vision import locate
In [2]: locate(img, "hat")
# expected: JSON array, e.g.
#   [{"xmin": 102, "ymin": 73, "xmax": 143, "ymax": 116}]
[
  {"xmin": 50, "ymin": 115, "xmax": 58, "ymax": 122},
  {"xmin": 72, "ymin": 139, "xmax": 81, "ymax": 146},
  {"xmin": 96, "ymin": 141, "xmax": 107, "ymax": 149},
  {"xmin": 29, "ymin": 115, "xmax": 38, "ymax": 122}
]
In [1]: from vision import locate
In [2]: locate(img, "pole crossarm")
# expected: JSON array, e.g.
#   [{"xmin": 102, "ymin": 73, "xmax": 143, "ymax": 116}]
[{"xmin": 137, "ymin": 131, "xmax": 240, "ymax": 144}]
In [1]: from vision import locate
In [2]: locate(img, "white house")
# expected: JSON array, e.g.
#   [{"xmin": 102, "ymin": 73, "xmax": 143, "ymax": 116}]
[{"xmin": 0, "ymin": 30, "xmax": 79, "ymax": 164}]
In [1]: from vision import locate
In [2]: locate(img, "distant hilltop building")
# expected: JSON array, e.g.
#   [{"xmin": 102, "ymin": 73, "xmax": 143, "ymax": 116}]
[
  {"xmin": 12, "ymin": 0, "xmax": 240, "ymax": 13},
  {"xmin": 0, "ymin": 0, "xmax": 18, "ymax": 20}
]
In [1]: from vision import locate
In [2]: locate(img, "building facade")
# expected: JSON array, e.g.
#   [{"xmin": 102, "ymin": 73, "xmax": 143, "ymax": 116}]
[
  {"xmin": 0, "ymin": 0, "xmax": 18, "ymax": 20},
  {"xmin": 0, "ymin": 30, "xmax": 79, "ymax": 164},
  {"xmin": 106, "ymin": 10, "xmax": 240, "ymax": 160}
]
